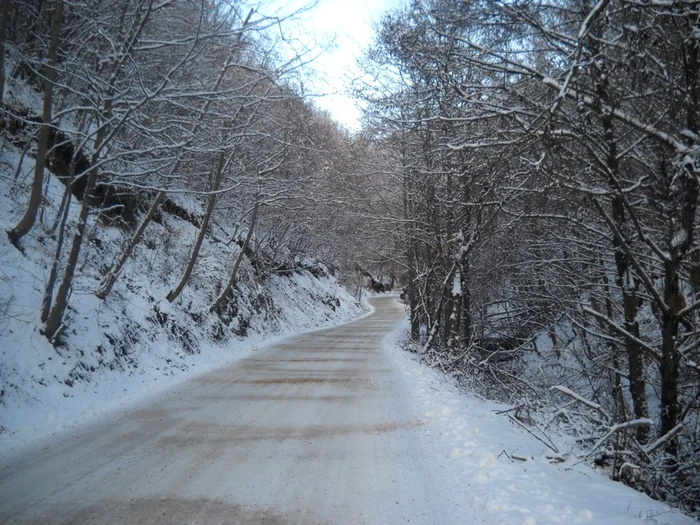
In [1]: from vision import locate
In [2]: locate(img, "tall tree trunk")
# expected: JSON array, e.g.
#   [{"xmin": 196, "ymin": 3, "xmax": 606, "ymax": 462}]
[
  {"xmin": 95, "ymin": 190, "xmax": 165, "ymax": 299},
  {"xmin": 609, "ymin": 195, "xmax": 648, "ymax": 428},
  {"xmin": 403, "ymin": 164, "xmax": 419, "ymax": 341},
  {"xmin": 457, "ymin": 162, "xmax": 476, "ymax": 349},
  {"xmin": 660, "ymin": 260, "xmax": 681, "ymax": 455},
  {"xmin": 610, "ymin": 194, "xmax": 648, "ymax": 441},
  {"xmin": 659, "ymin": 165, "xmax": 698, "ymax": 454},
  {"xmin": 167, "ymin": 148, "xmax": 229, "ymax": 303},
  {"xmin": 408, "ymin": 240, "xmax": 419, "ymax": 340},
  {"xmin": 601, "ymin": 272, "xmax": 628, "ymax": 422},
  {"xmin": 443, "ymin": 287, "xmax": 456, "ymax": 348},
  {"xmin": 444, "ymin": 262, "xmax": 460, "ymax": 349},
  {"xmin": 42, "ymin": 167, "xmax": 98, "ymax": 339},
  {"xmin": 42, "ymin": 179, "xmax": 72, "ymax": 322},
  {"xmin": 459, "ymin": 254, "xmax": 472, "ymax": 346},
  {"xmin": 594, "ymin": 60, "xmax": 649, "ymax": 439},
  {"xmin": 41, "ymin": 147, "xmax": 83, "ymax": 321},
  {"xmin": 0, "ymin": 0, "xmax": 9, "ymax": 105},
  {"xmin": 210, "ymin": 201, "xmax": 259, "ymax": 315},
  {"xmin": 7, "ymin": 0, "xmax": 62, "ymax": 246}
]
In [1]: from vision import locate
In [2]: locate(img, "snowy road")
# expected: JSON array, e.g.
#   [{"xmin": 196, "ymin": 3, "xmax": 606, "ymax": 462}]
[
  {"xmin": 2, "ymin": 296, "xmax": 694, "ymax": 525},
  {"xmin": 0, "ymin": 297, "xmax": 453, "ymax": 524}
]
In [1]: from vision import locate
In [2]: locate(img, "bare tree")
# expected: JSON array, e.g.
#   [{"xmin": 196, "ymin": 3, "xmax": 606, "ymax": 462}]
[{"xmin": 7, "ymin": 0, "xmax": 62, "ymax": 247}]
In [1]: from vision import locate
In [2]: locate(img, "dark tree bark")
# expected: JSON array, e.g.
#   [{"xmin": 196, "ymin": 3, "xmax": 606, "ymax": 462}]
[
  {"xmin": 96, "ymin": 190, "xmax": 165, "ymax": 299},
  {"xmin": 659, "ymin": 164, "xmax": 699, "ymax": 453},
  {"xmin": 167, "ymin": 147, "xmax": 230, "ymax": 303},
  {"xmin": 42, "ymin": 179, "xmax": 72, "ymax": 323},
  {"xmin": 7, "ymin": 0, "xmax": 63, "ymax": 246},
  {"xmin": 210, "ymin": 201, "xmax": 259, "ymax": 315},
  {"xmin": 43, "ymin": 167, "xmax": 97, "ymax": 339},
  {"xmin": 0, "ymin": 0, "xmax": 9, "ymax": 105},
  {"xmin": 592, "ymin": 56, "xmax": 649, "ymax": 440}
]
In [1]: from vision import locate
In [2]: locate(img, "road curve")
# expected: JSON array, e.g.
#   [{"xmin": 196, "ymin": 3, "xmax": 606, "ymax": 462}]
[{"xmin": 0, "ymin": 297, "xmax": 448, "ymax": 524}]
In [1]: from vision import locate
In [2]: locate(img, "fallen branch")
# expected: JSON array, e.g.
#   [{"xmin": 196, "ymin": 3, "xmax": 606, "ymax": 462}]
[
  {"xmin": 511, "ymin": 453, "xmax": 530, "ymax": 462},
  {"xmin": 586, "ymin": 419, "xmax": 654, "ymax": 458},
  {"xmin": 551, "ymin": 385, "xmax": 611, "ymax": 422},
  {"xmin": 641, "ymin": 423, "xmax": 684, "ymax": 455},
  {"xmin": 508, "ymin": 414, "xmax": 559, "ymax": 454},
  {"xmin": 494, "ymin": 406, "xmax": 518, "ymax": 415},
  {"xmin": 619, "ymin": 461, "xmax": 641, "ymax": 476},
  {"xmin": 546, "ymin": 454, "xmax": 568, "ymax": 464}
]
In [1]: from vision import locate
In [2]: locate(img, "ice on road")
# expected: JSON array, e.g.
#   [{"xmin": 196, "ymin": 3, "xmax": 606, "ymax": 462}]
[{"xmin": 0, "ymin": 297, "xmax": 451, "ymax": 524}]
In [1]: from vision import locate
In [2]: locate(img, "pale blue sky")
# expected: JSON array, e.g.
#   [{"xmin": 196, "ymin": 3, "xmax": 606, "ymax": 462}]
[{"xmin": 262, "ymin": 0, "xmax": 402, "ymax": 130}]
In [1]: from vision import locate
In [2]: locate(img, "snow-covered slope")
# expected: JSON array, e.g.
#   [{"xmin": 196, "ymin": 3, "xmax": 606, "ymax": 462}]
[
  {"xmin": 0, "ymin": 139, "xmax": 366, "ymax": 455},
  {"xmin": 382, "ymin": 314, "xmax": 695, "ymax": 525}
]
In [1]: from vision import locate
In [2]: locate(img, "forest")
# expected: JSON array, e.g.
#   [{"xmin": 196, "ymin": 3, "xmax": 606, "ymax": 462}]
[
  {"xmin": 354, "ymin": 0, "xmax": 700, "ymax": 512},
  {"xmin": 1, "ymin": 0, "xmax": 700, "ymax": 515}
]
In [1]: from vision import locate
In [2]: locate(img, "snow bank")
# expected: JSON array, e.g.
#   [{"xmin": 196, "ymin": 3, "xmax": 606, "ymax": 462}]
[{"xmin": 381, "ymin": 307, "xmax": 695, "ymax": 524}]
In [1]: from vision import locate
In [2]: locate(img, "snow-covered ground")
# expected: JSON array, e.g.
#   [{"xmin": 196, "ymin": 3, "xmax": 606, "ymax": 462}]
[
  {"xmin": 0, "ymin": 125, "xmax": 367, "ymax": 456},
  {"xmin": 0, "ymin": 262, "xmax": 366, "ymax": 457},
  {"xmin": 1, "ymin": 297, "xmax": 694, "ymax": 524},
  {"xmin": 0, "ymin": 281, "xmax": 367, "ymax": 457},
  {"xmin": 382, "ymin": 309, "xmax": 696, "ymax": 524}
]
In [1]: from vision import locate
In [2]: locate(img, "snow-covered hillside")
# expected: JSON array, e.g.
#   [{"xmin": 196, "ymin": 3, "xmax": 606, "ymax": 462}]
[
  {"xmin": 0, "ymin": 137, "xmax": 366, "ymax": 455},
  {"xmin": 382, "ymin": 317, "xmax": 695, "ymax": 524}
]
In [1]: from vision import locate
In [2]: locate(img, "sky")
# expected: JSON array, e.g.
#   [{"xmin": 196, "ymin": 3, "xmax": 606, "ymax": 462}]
[{"xmin": 264, "ymin": 0, "xmax": 402, "ymax": 131}]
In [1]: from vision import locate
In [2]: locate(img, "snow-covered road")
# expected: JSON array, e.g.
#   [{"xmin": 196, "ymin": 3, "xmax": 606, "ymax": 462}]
[
  {"xmin": 0, "ymin": 297, "xmax": 453, "ymax": 524},
  {"xmin": 0, "ymin": 297, "xmax": 694, "ymax": 524}
]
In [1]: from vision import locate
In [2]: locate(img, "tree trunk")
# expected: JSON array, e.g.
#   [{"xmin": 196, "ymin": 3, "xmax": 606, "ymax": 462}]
[
  {"xmin": 0, "ymin": 0, "xmax": 9, "ymax": 105},
  {"xmin": 444, "ymin": 268, "xmax": 460, "ymax": 349},
  {"xmin": 459, "ymin": 254, "xmax": 472, "ymax": 347},
  {"xmin": 167, "ymin": 148, "xmax": 229, "ymax": 303},
  {"xmin": 601, "ymin": 272, "xmax": 628, "ymax": 422},
  {"xmin": 424, "ymin": 291, "xmax": 444, "ymax": 354},
  {"xmin": 43, "ymin": 168, "xmax": 97, "ymax": 340},
  {"xmin": 96, "ymin": 190, "xmax": 165, "ymax": 299},
  {"xmin": 210, "ymin": 201, "xmax": 259, "ymax": 315},
  {"xmin": 610, "ymin": 199, "xmax": 648, "ymax": 442},
  {"xmin": 659, "ymin": 261, "xmax": 681, "ymax": 455},
  {"xmin": 41, "ymin": 148, "xmax": 83, "ymax": 321},
  {"xmin": 595, "ymin": 60, "xmax": 649, "ymax": 439},
  {"xmin": 7, "ymin": 0, "xmax": 62, "ymax": 246},
  {"xmin": 42, "ymin": 180, "xmax": 72, "ymax": 322},
  {"xmin": 659, "ymin": 165, "xmax": 698, "ymax": 454},
  {"xmin": 408, "ymin": 242, "xmax": 419, "ymax": 340}
]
